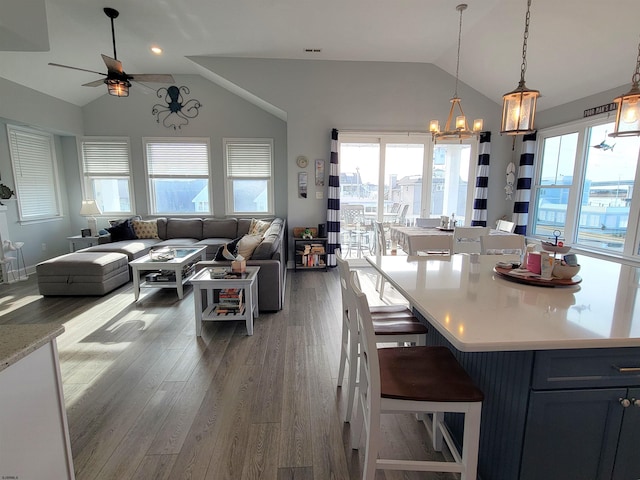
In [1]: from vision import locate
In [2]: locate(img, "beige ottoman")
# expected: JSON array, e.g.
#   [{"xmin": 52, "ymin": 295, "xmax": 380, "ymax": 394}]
[{"xmin": 37, "ymin": 251, "xmax": 130, "ymax": 296}]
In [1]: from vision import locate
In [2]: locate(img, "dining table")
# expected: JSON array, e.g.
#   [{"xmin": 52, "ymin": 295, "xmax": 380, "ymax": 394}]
[{"xmin": 366, "ymin": 253, "xmax": 640, "ymax": 480}]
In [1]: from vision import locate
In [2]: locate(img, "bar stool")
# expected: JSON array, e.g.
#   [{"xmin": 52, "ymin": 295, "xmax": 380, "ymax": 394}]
[
  {"xmin": 350, "ymin": 271, "xmax": 484, "ymax": 480},
  {"xmin": 335, "ymin": 249, "xmax": 427, "ymax": 423}
]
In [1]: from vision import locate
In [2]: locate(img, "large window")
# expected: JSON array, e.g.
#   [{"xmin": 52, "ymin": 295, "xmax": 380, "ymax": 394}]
[
  {"xmin": 6, "ymin": 125, "xmax": 62, "ymax": 222},
  {"xmin": 532, "ymin": 118, "xmax": 640, "ymax": 257},
  {"xmin": 339, "ymin": 133, "xmax": 476, "ymax": 226},
  {"xmin": 143, "ymin": 138, "xmax": 211, "ymax": 215},
  {"xmin": 224, "ymin": 139, "xmax": 274, "ymax": 215},
  {"xmin": 80, "ymin": 138, "xmax": 133, "ymax": 215}
]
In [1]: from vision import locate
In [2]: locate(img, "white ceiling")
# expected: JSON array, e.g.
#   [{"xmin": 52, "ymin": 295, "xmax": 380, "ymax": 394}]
[{"xmin": 1, "ymin": 0, "xmax": 638, "ymax": 110}]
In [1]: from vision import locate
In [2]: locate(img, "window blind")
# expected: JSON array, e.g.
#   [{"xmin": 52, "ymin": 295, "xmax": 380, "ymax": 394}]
[
  {"xmin": 7, "ymin": 127, "xmax": 60, "ymax": 219},
  {"xmin": 81, "ymin": 140, "xmax": 130, "ymax": 175},
  {"xmin": 226, "ymin": 142, "xmax": 272, "ymax": 177},
  {"xmin": 146, "ymin": 142, "xmax": 209, "ymax": 176}
]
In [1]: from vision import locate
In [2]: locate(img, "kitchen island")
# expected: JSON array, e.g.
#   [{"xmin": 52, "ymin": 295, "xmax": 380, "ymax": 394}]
[
  {"xmin": 367, "ymin": 253, "xmax": 640, "ymax": 480},
  {"xmin": 0, "ymin": 324, "xmax": 75, "ymax": 480}
]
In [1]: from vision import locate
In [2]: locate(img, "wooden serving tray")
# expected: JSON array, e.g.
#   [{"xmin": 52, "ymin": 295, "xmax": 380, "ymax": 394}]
[{"xmin": 493, "ymin": 266, "xmax": 582, "ymax": 288}]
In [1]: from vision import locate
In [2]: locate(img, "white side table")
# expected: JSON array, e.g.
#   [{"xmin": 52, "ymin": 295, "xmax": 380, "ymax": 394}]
[
  {"xmin": 67, "ymin": 235, "xmax": 104, "ymax": 252},
  {"xmin": 191, "ymin": 266, "xmax": 260, "ymax": 336}
]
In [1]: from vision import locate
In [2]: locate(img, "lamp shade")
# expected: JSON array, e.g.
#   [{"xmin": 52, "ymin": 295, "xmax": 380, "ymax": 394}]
[
  {"xmin": 500, "ymin": 84, "xmax": 540, "ymax": 135},
  {"xmin": 80, "ymin": 200, "xmax": 102, "ymax": 216},
  {"xmin": 106, "ymin": 78, "xmax": 130, "ymax": 97}
]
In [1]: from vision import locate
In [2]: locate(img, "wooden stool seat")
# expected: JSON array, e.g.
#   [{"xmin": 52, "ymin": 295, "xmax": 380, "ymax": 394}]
[
  {"xmin": 379, "ymin": 346, "xmax": 484, "ymax": 402},
  {"xmin": 372, "ymin": 319, "xmax": 427, "ymax": 336}
]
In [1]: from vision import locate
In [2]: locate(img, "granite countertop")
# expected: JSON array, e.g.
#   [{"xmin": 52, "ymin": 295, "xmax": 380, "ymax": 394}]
[{"xmin": 0, "ymin": 324, "xmax": 65, "ymax": 372}]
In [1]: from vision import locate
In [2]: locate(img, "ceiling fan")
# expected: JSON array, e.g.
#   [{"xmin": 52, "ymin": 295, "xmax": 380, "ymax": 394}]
[{"xmin": 48, "ymin": 7, "xmax": 174, "ymax": 97}]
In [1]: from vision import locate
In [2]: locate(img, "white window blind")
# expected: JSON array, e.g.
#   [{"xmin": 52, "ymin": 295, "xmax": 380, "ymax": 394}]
[
  {"xmin": 81, "ymin": 140, "xmax": 130, "ymax": 175},
  {"xmin": 226, "ymin": 142, "xmax": 273, "ymax": 177},
  {"xmin": 7, "ymin": 126, "xmax": 60, "ymax": 220},
  {"xmin": 146, "ymin": 142, "xmax": 209, "ymax": 176}
]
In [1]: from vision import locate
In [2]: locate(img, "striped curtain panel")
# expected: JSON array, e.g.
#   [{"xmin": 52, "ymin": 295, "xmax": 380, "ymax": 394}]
[
  {"xmin": 471, "ymin": 132, "xmax": 491, "ymax": 227},
  {"xmin": 326, "ymin": 128, "xmax": 341, "ymax": 267},
  {"xmin": 512, "ymin": 132, "xmax": 537, "ymax": 235}
]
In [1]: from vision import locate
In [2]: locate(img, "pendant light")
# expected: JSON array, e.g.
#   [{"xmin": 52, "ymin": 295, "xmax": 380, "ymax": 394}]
[
  {"xmin": 609, "ymin": 38, "xmax": 640, "ymax": 138},
  {"xmin": 430, "ymin": 4, "xmax": 483, "ymax": 143},
  {"xmin": 500, "ymin": 0, "xmax": 540, "ymax": 135}
]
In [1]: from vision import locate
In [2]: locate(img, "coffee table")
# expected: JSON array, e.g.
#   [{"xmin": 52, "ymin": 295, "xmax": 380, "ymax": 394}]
[
  {"xmin": 190, "ymin": 266, "xmax": 260, "ymax": 336},
  {"xmin": 130, "ymin": 246, "xmax": 207, "ymax": 301}
]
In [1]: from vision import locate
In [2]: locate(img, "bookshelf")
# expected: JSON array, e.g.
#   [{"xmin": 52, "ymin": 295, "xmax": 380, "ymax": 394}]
[{"xmin": 294, "ymin": 237, "xmax": 328, "ymax": 271}]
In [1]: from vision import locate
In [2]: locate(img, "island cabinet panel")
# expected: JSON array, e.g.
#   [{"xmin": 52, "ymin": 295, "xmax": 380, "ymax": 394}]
[{"xmin": 425, "ymin": 325, "xmax": 640, "ymax": 480}]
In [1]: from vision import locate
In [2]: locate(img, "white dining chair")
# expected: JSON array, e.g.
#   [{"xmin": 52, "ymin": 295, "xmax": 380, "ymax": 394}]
[
  {"xmin": 335, "ymin": 249, "xmax": 427, "ymax": 423},
  {"xmin": 480, "ymin": 233, "xmax": 526, "ymax": 255},
  {"xmin": 349, "ymin": 272, "xmax": 483, "ymax": 480},
  {"xmin": 407, "ymin": 233, "xmax": 454, "ymax": 256},
  {"xmin": 415, "ymin": 217, "xmax": 441, "ymax": 228},
  {"xmin": 496, "ymin": 219, "xmax": 516, "ymax": 233},
  {"xmin": 453, "ymin": 226, "xmax": 490, "ymax": 254}
]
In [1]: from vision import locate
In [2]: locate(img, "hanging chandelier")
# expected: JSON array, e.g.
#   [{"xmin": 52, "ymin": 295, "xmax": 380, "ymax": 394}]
[
  {"xmin": 500, "ymin": 0, "xmax": 540, "ymax": 135},
  {"xmin": 429, "ymin": 4, "xmax": 483, "ymax": 142},
  {"xmin": 609, "ymin": 37, "xmax": 640, "ymax": 138}
]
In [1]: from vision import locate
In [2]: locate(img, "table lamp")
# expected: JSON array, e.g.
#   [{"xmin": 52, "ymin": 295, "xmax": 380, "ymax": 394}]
[{"xmin": 80, "ymin": 200, "xmax": 102, "ymax": 236}]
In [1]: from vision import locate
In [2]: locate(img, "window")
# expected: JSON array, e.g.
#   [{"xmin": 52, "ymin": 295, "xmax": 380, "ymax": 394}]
[
  {"xmin": 532, "ymin": 118, "xmax": 640, "ymax": 257},
  {"xmin": 143, "ymin": 138, "xmax": 211, "ymax": 215},
  {"xmin": 6, "ymin": 125, "xmax": 61, "ymax": 221},
  {"xmin": 80, "ymin": 138, "xmax": 133, "ymax": 215},
  {"xmin": 224, "ymin": 139, "xmax": 274, "ymax": 215}
]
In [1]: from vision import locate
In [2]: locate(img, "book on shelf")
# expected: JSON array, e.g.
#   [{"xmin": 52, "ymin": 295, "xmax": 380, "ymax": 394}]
[{"xmin": 214, "ymin": 305, "xmax": 245, "ymax": 315}]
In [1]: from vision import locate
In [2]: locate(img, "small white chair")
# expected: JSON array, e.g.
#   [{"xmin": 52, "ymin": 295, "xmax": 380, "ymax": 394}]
[
  {"xmin": 349, "ymin": 272, "xmax": 484, "ymax": 480},
  {"xmin": 407, "ymin": 234, "xmax": 454, "ymax": 256},
  {"xmin": 480, "ymin": 234, "xmax": 526, "ymax": 255},
  {"xmin": 415, "ymin": 217, "xmax": 441, "ymax": 228},
  {"xmin": 496, "ymin": 219, "xmax": 516, "ymax": 233},
  {"xmin": 335, "ymin": 249, "xmax": 427, "ymax": 423},
  {"xmin": 453, "ymin": 226, "xmax": 490, "ymax": 254}
]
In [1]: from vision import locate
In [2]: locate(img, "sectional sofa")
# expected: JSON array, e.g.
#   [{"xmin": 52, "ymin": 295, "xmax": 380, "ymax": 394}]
[{"xmin": 37, "ymin": 217, "xmax": 286, "ymax": 311}]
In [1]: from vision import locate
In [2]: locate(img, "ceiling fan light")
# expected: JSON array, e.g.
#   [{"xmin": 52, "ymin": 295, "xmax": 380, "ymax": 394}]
[
  {"xmin": 106, "ymin": 78, "xmax": 131, "ymax": 97},
  {"xmin": 500, "ymin": 83, "xmax": 539, "ymax": 135}
]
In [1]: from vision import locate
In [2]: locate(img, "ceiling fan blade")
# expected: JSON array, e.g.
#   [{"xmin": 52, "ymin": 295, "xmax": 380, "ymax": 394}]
[
  {"xmin": 82, "ymin": 79, "xmax": 107, "ymax": 87},
  {"xmin": 101, "ymin": 54, "xmax": 123, "ymax": 74},
  {"xmin": 48, "ymin": 62, "xmax": 106, "ymax": 77},
  {"xmin": 130, "ymin": 74, "xmax": 175, "ymax": 83}
]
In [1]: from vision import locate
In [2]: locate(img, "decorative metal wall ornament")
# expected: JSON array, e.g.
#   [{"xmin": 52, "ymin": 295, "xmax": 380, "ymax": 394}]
[{"xmin": 152, "ymin": 85, "xmax": 202, "ymax": 129}]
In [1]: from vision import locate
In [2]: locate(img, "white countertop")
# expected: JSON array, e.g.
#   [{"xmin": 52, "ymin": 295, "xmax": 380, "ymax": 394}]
[
  {"xmin": 0, "ymin": 324, "xmax": 65, "ymax": 372},
  {"xmin": 366, "ymin": 254, "xmax": 640, "ymax": 352}
]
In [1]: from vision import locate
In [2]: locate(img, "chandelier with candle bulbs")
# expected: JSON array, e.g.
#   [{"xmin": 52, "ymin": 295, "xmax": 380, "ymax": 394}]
[{"xmin": 430, "ymin": 4, "xmax": 483, "ymax": 143}]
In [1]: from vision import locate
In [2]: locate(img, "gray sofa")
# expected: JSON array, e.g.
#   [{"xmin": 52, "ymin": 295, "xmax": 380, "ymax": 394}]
[{"xmin": 80, "ymin": 217, "xmax": 286, "ymax": 311}]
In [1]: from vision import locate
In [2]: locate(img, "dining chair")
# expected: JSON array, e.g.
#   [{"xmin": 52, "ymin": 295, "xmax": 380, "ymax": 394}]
[
  {"xmin": 349, "ymin": 272, "xmax": 483, "ymax": 480},
  {"xmin": 453, "ymin": 226, "xmax": 490, "ymax": 254},
  {"xmin": 496, "ymin": 219, "xmax": 516, "ymax": 233},
  {"xmin": 407, "ymin": 233, "xmax": 454, "ymax": 256},
  {"xmin": 393, "ymin": 204, "xmax": 409, "ymax": 226},
  {"xmin": 415, "ymin": 217, "xmax": 441, "ymax": 228},
  {"xmin": 341, "ymin": 204, "xmax": 371, "ymax": 258},
  {"xmin": 373, "ymin": 221, "xmax": 388, "ymax": 299},
  {"xmin": 335, "ymin": 249, "xmax": 427, "ymax": 423},
  {"xmin": 480, "ymin": 233, "xmax": 526, "ymax": 255}
]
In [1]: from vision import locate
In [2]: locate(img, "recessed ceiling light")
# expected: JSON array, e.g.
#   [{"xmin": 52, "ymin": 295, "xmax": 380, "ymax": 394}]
[{"xmin": 151, "ymin": 46, "xmax": 163, "ymax": 55}]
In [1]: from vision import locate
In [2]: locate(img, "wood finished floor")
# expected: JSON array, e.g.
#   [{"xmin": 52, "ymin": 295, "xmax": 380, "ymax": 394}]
[{"xmin": 0, "ymin": 267, "xmax": 456, "ymax": 480}]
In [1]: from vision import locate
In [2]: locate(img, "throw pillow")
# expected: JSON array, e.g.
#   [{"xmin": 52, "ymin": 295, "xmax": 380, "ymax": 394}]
[
  {"xmin": 106, "ymin": 220, "xmax": 136, "ymax": 242},
  {"xmin": 249, "ymin": 218, "xmax": 272, "ymax": 237},
  {"xmin": 214, "ymin": 237, "xmax": 242, "ymax": 261},
  {"xmin": 132, "ymin": 219, "xmax": 159, "ymax": 239},
  {"xmin": 237, "ymin": 234, "xmax": 264, "ymax": 260}
]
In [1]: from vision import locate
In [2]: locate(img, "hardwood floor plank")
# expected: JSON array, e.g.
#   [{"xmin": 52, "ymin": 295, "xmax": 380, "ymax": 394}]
[
  {"xmin": 278, "ymin": 325, "xmax": 313, "ymax": 468},
  {"xmin": 131, "ymin": 454, "xmax": 177, "ymax": 480},
  {"xmin": 277, "ymin": 466, "xmax": 314, "ymax": 480},
  {"xmin": 241, "ymin": 423, "xmax": 281, "ymax": 480}
]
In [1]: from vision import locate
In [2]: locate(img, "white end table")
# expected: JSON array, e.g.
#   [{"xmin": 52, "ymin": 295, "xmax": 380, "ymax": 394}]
[{"xmin": 190, "ymin": 266, "xmax": 260, "ymax": 336}]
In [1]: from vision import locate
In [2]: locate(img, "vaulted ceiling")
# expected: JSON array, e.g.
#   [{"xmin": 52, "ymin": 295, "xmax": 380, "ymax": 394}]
[{"xmin": 1, "ymin": 0, "xmax": 637, "ymax": 110}]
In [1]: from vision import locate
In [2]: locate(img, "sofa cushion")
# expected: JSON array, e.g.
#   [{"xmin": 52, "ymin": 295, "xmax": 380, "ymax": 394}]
[
  {"xmin": 214, "ymin": 237, "xmax": 242, "ymax": 260},
  {"xmin": 202, "ymin": 218, "xmax": 238, "ymax": 239},
  {"xmin": 237, "ymin": 234, "xmax": 263, "ymax": 260},
  {"xmin": 132, "ymin": 219, "xmax": 159, "ymax": 239},
  {"xmin": 165, "ymin": 218, "xmax": 203, "ymax": 240},
  {"xmin": 237, "ymin": 218, "xmax": 252, "ymax": 236},
  {"xmin": 252, "ymin": 218, "xmax": 284, "ymax": 260},
  {"xmin": 83, "ymin": 239, "xmax": 161, "ymax": 261},
  {"xmin": 106, "ymin": 220, "xmax": 136, "ymax": 241},
  {"xmin": 249, "ymin": 218, "xmax": 272, "ymax": 236}
]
